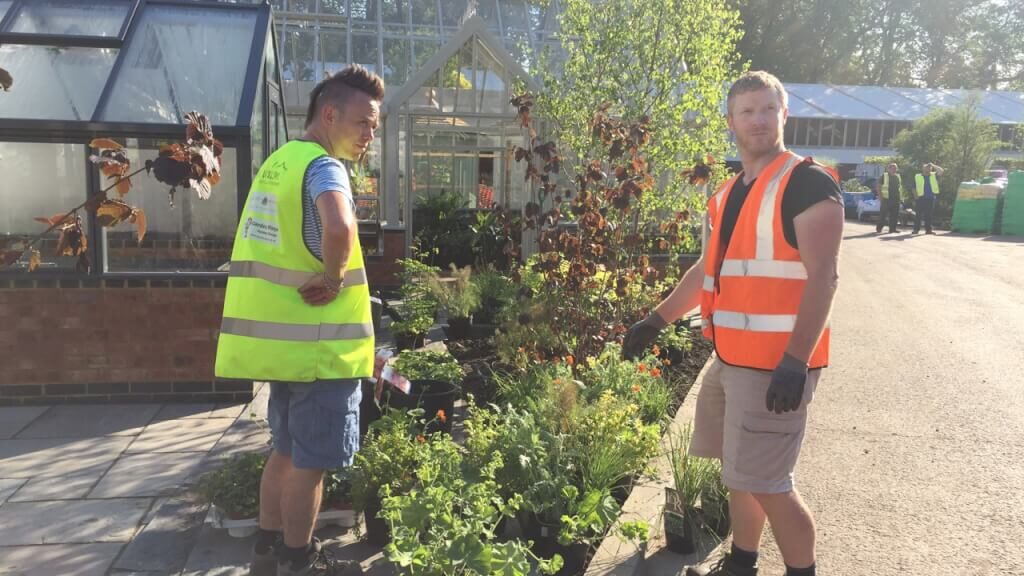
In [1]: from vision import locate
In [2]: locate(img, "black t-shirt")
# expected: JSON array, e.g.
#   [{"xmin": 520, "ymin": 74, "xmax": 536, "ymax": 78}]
[{"xmin": 718, "ymin": 162, "xmax": 842, "ymax": 251}]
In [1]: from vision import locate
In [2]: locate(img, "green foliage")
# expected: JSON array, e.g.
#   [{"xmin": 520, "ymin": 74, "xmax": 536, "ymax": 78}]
[
  {"xmin": 379, "ymin": 435, "xmax": 564, "ymax": 576},
  {"xmin": 664, "ymin": 423, "xmax": 719, "ymax": 516},
  {"xmin": 469, "ymin": 209, "xmax": 522, "ymax": 270},
  {"xmin": 579, "ymin": 342, "xmax": 672, "ymax": 425},
  {"xmin": 470, "ymin": 267, "xmax": 518, "ymax": 324},
  {"xmin": 351, "ymin": 409, "xmax": 422, "ymax": 511},
  {"xmin": 392, "ymin": 258, "xmax": 439, "ymax": 337},
  {"xmin": 322, "ymin": 467, "xmax": 353, "ymax": 507},
  {"xmin": 196, "ymin": 452, "xmax": 266, "ymax": 519},
  {"xmin": 536, "ymin": 0, "xmax": 743, "ymax": 227},
  {"xmin": 568, "ymin": 391, "xmax": 661, "ymax": 492},
  {"xmin": 841, "ymin": 178, "xmax": 870, "ymax": 192},
  {"xmin": 412, "ymin": 191, "xmax": 474, "ymax": 268},
  {"xmin": 392, "ymin": 349, "xmax": 464, "ymax": 384},
  {"xmin": 424, "ymin": 264, "xmax": 480, "ymax": 319}
]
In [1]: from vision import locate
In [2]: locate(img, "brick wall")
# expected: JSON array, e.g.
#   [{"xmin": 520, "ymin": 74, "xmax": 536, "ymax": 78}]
[
  {"xmin": 0, "ymin": 277, "xmax": 250, "ymax": 405},
  {"xmin": 365, "ymin": 229, "xmax": 405, "ymax": 289}
]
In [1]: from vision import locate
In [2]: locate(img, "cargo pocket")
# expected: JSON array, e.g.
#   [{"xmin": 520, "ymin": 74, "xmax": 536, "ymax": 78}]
[{"xmin": 734, "ymin": 411, "xmax": 806, "ymax": 479}]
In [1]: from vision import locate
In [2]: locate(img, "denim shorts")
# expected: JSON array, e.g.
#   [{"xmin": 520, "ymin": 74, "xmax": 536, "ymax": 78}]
[{"xmin": 267, "ymin": 379, "xmax": 361, "ymax": 470}]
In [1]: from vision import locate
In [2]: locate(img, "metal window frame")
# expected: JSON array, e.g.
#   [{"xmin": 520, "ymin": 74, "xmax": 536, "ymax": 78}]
[
  {"xmin": 0, "ymin": 0, "xmax": 280, "ymax": 279},
  {"xmin": 0, "ymin": 0, "xmax": 140, "ymax": 47}
]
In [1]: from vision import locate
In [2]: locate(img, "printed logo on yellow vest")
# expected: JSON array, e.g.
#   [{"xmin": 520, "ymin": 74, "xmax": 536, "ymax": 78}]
[
  {"xmin": 248, "ymin": 192, "xmax": 278, "ymax": 217},
  {"xmin": 242, "ymin": 217, "xmax": 280, "ymax": 246}
]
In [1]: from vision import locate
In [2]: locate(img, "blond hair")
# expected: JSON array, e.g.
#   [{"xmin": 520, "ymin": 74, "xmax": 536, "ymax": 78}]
[{"xmin": 727, "ymin": 70, "xmax": 788, "ymax": 114}]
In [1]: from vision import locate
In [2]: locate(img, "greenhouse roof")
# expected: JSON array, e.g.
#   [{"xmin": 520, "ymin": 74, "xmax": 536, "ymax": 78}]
[{"xmin": 0, "ymin": 0, "xmax": 272, "ymax": 130}]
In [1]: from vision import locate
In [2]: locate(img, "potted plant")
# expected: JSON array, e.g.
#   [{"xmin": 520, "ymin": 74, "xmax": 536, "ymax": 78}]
[
  {"xmin": 699, "ymin": 461, "xmax": 730, "ymax": 538},
  {"xmin": 470, "ymin": 267, "xmax": 517, "ymax": 328},
  {"xmin": 350, "ymin": 409, "xmax": 422, "ymax": 547},
  {"xmin": 389, "ymin": 349, "xmax": 463, "ymax": 433},
  {"xmin": 664, "ymin": 423, "xmax": 719, "ymax": 554},
  {"xmin": 391, "ymin": 259, "xmax": 439, "ymax": 350},
  {"xmin": 426, "ymin": 264, "xmax": 480, "ymax": 340},
  {"xmin": 318, "ymin": 467, "xmax": 358, "ymax": 528},
  {"xmin": 195, "ymin": 452, "xmax": 266, "ymax": 537}
]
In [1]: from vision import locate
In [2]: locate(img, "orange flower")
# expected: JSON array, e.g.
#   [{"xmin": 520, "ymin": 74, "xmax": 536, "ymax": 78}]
[
  {"xmin": 565, "ymin": 354, "xmax": 575, "ymax": 366},
  {"xmin": 631, "ymin": 384, "xmax": 641, "ymax": 393},
  {"xmin": 416, "ymin": 434, "xmax": 426, "ymax": 443},
  {"xmin": 651, "ymin": 367, "xmax": 662, "ymax": 378},
  {"xmin": 651, "ymin": 345, "xmax": 660, "ymax": 357},
  {"xmin": 436, "ymin": 409, "xmax": 447, "ymax": 423},
  {"xmin": 637, "ymin": 363, "xmax": 647, "ymax": 374},
  {"xmin": 662, "ymin": 359, "xmax": 672, "ymax": 366}
]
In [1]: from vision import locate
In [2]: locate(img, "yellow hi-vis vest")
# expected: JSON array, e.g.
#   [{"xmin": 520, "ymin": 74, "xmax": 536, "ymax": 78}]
[
  {"xmin": 914, "ymin": 173, "xmax": 940, "ymax": 198},
  {"xmin": 215, "ymin": 140, "xmax": 374, "ymax": 382},
  {"xmin": 879, "ymin": 173, "xmax": 902, "ymax": 200}
]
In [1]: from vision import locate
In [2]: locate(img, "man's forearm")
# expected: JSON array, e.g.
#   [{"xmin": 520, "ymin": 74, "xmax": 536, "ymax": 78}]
[
  {"xmin": 653, "ymin": 257, "xmax": 705, "ymax": 323},
  {"xmin": 321, "ymin": 223, "xmax": 354, "ymax": 281},
  {"xmin": 785, "ymin": 272, "xmax": 838, "ymax": 363}
]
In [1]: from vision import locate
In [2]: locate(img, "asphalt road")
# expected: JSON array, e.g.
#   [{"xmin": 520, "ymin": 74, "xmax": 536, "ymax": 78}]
[{"xmin": 754, "ymin": 222, "xmax": 1024, "ymax": 575}]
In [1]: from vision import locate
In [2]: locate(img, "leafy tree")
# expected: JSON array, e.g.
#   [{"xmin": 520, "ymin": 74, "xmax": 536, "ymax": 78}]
[{"xmin": 532, "ymin": 0, "xmax": 743, "ymax": 234}]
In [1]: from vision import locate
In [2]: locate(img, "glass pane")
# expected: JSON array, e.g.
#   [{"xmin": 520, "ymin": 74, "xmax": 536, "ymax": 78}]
[
  {"xmin": 318, "ymin": 0, "xmax": 348, "ymax": 17},
  {"xmin": 0, "ymin": 142, "xmax": 87, "ymax": 272},
  {"xmin": 266, "ymin": 29, "xmax": 281, "ymax": 86},
  {"xmin": 282, "ymin": 24, "xmax": 317, "ymax": 82},
  {"xmin": 440, "ymin": 0, "xmax": 468, "ymax": 27},
  {"xmin": 350, "ymin": 0, "xmax": 378, "ymax": 29},
  {"xmin": 8, "ymin": 0, "xmax": 131, "ymax": 37},
  {"xmin": 382, "ymin": 37, "xmax": 411, "ymax": 87},
  {"xmin": 0, "ymin": 45, "xmax": 117, "ymax": 121},
  {"xmin": 410, "ymin": 0, "xmax": 439, "ymax": 34},
  {"xmin": 413, "ymin": 38, "xmax": 441, "ymax": 71},
  {"xmin": 0, "ymin": 0, "xmax": 13, "ymax": 22},
  {"xmin": 101, "ymin": 5, "xmax": 257, "ymax": 124},
  {"xmin": 475, "ymin": 0, "xmax": 501, "ymax": 33},
  {"xmin": 321, "ymin": 30, "xmax": 348, "ymax": 78},
  {"xmin": 103, "ymin": 141, "xmax": 238, "ymax": 272},
  {"xmin": 352, "ymin": 34, "xmax": 379, "ymax": 74},
  {"xmin": 500, "ymin": 0, "xmax": 528, "ymax": 30},
  {"xmin": 286, "ymin": 0, "xmax": 314, "ymax": 12},
  {"xmin": 381, "ymin": 0, "xmax": 408, "ymax": 26}
]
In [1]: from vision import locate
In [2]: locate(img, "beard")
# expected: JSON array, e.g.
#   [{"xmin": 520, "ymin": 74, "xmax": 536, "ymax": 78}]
[{"xmin": 735, "ymin": 130, "xmax": 783, "ymax": 156}]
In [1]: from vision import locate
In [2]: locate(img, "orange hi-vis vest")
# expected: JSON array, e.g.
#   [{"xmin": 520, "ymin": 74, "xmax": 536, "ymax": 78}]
[{"xmin": 700, "ymin": 151, "xmax": 831, "ymax": 371}]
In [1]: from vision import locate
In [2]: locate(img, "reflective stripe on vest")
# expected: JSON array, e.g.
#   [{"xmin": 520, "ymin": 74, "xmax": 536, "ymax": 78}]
[
  {"xmin": 229, "ymin": 260, "xmax": 368, "ymax": 289},
  {"xmin": 221, "ymin": 318, "xmax": 374, "ymax": 342},
  {"xmin": 755, "ymin": 154, "xmax": 802, "ymax": 260},
  {"xmin": 713, "ymin": 311, "xmax": 796, "ymax": 332},
  {"xmin": 719, "ymin": 259, "xmax": 807, "ymax": 280}
]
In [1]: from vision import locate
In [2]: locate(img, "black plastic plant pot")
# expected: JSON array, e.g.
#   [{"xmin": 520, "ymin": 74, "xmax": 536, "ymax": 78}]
[
  {"xmin": 382, "ymin": 378, "xmax": 458, "ymax": 434},
  {"xmin": 393, "ymin": 332, "xmax": 426, "ymax": 351},
  {"xmin": 664, "ymin": 509, "xmax": 697, "ymax": 555},
  {"xmin": 443, "ymin": 316, "xmax": 472, "ymax": 340},
  {"xmin": 363, "ymin": 496, "xmax": 390, "ymax": 548}
]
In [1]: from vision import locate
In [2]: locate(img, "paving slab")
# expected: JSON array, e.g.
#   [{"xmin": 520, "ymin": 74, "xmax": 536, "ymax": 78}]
[
  {"xmin": 209, "ymin": 403, "xmax": 248, "ymax": 420},
  {"xmin": 126, "ymin": 417, "xmax": 235, "ymax": 453},
  {"xmin": 182, "ymin": 524, "xmax": 393, "ymax": 576},
  {"xmin": 0, "ymin": 478, "xmax": 26, "ymax": 504},
  {"xmin": 113, "ymin": 493, "xmax": 210, "ymax": 574},
  {"xmin": 14, "ymin": 404, "xmax": 160, "ymax": 438},
  {"xmin": 0, "ymin": 406, "xmax": 49, "ymax": 439},
  {"xmin": 0, "ymin": 542, "xmax": 125, "ymax": 576},
  {"xmin": 0, "ymin": 498, "xmax": 151, "ymax": 545},
  {"xmin": 8, "ymin": 467, "xmax": 108, "ymax": 502},
  {"xmin": 0, "ymin": 436, "xmax": 134, "ymax": 478},
  {"xmin": 206, "ymin": 417, "xmax": 271, "ymax": 463},
  {"xmin": 154, "ymin": 403, "xmax": 216, "ymax": 420},
  {"xmin": 90, "ymin": 452, "xmax": 206, "ymax": 498}
]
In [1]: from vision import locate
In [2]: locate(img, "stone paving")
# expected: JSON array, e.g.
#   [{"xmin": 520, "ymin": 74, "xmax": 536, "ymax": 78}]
[{"xmin": 0, "ymin": 384, "xmax": 390, "ymax": 576}]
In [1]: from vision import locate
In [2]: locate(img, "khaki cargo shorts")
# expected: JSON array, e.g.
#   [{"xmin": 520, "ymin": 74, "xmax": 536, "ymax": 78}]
[{"xmin": 689, "ymin": 355, "xmax": 819, "ymax": 494}]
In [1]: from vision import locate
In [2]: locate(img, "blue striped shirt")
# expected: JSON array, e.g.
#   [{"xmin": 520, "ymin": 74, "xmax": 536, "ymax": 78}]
[{"xmin": 302, "ymin": 156, "xmax": 354, "ymax": 260}]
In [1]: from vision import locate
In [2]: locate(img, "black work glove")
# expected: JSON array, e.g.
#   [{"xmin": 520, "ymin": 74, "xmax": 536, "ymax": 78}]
[
  {"xmin": 766, "ymin": 353, "xmax": 808, "ymax": 414},
  {"xmin": 622, "ymin": 311, "xmax": 669, "ymax": 360}
]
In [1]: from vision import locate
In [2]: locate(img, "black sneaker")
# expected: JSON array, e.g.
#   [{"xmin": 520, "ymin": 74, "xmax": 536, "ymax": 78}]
[
  {"xmin": 278, "ymin": 539, "xmax": 363, "ymax": 576},
  {"xmin": 686, "ymin": 554, "xmax": 758, "ymax": 576}
]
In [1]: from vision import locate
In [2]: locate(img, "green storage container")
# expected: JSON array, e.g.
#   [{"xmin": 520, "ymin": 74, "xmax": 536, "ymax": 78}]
[
  {"xmin": 1000, "ymin": 172, "xmax": 1024, "ymax": 236},
  {"xmin": 952, "ymin": 197, "xmax": 998, "ymax": 234}
]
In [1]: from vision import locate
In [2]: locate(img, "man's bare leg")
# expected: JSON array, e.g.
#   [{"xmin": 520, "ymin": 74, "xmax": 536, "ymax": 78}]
[{"xmin": 753, "ymin": 489, "xmax": 815, "ymax": 568}]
